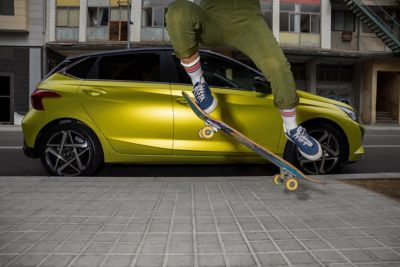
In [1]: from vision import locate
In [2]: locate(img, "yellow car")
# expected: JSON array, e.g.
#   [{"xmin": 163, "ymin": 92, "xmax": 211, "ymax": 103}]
[{"xmin": 22, "ymin": 47, "xmax": 364, "ymax": 176}]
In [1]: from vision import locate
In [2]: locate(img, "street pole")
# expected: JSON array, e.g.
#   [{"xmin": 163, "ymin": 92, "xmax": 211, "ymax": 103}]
[{"xmin": 127, "ymin": 0, "xmax": 131, "ymax": 49}]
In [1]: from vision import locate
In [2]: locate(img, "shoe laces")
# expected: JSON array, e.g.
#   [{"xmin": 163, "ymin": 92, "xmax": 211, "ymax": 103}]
[
  {"xmin": 292, "ymin": 126, "xmax": 313, "ymax": 147},
  {"xmin": 194, "ymin": 82, "xmax": 207, "ymax": 103}
]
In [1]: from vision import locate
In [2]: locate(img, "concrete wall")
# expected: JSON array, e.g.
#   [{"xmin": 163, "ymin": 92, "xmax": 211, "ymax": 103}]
[{"xmin": 332, "ymin": 32, "xmax": 391, "ymax": 53}]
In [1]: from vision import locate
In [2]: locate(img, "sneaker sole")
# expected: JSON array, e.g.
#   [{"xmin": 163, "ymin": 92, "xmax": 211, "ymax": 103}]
[
  {"xmin": 298, "ymin": 140, "xmax": 323, "ymax": 161},
  {"xmin": 203, "ymin": 98, "xmax": 218, "ymax": 114}
]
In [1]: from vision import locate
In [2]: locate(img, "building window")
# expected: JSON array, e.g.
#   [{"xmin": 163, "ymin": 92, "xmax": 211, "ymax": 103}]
[
  {"xmin": 280, "ymin": 2, "xmax": 320, "ymax": 33},
  {"xmin": 88, "ymin": 6, "xmax": 109, "ymax": 27},
  {"xmin": 0, "ymin": 0, "xmax": 14, "ymax": 16},
  {"xmin": 260, "ymin": 0, "xmax": 273, "ymax": 28},
  {"xmin": 56, "ymin": 6, "xmax": 79, "ymax": 27},
  {"xmin": 142, "ymin": 0, "xmax": 173, "ymax": 27},
  {"xmin": 317, "ymin": 65, "xmax": 353, "ymax": 82},
  {"xmin": 110, "ymin": 2, "xmax": 129, "ymax": 41},
  {"xmin": 332, "ymin": 11, "xmax": 355, "ymax": 32}
]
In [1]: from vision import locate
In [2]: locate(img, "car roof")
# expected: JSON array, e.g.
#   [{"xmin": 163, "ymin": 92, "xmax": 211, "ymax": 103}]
[{"xmin": 66, "ymin": 46, "xmax": 219, "ymax": 60}]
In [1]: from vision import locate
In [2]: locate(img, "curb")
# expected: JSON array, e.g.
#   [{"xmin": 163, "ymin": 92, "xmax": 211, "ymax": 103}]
[
  {"xmin": 313, "ymin": 172, "xmax": 400, "ymax": 181},
  {"xmin": 0, "ymin": 173, "xmax": 399, "ymax": 182},
  {"xmin": 0, "ymin": 125, "xmax": 22, "ymax": 132}
]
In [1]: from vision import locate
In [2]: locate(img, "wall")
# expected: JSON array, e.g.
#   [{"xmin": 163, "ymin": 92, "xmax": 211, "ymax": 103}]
[
  {"xmin": 0, "ymin": 0, "xmax": 45, "ymax": 47},
  {"xmin": 0, "ymin": 0, "xmax": 28, "ymax": 32}
]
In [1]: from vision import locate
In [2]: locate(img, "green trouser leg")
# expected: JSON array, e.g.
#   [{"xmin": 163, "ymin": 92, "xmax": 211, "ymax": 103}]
[
  {"xmin": 224, "ymin": 14, "xmax": 299, "ymax": 109},
  {"xmin": 165, "ymin": 0, "xmax": 299, "ymax": 109},
  {"xmin": 165, "ymin": 0, "xmax": 225, "ymax": 59}
]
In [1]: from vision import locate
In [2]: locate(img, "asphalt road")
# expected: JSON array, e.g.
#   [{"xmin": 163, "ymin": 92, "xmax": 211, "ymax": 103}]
[{"xmin": 0, "ymin": 127, "xmax": 399, "ymax": 177}]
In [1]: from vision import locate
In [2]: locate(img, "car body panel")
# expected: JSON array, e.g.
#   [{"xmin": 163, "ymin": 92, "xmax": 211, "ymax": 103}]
[
  {"xmin": 22, "ymin": 48, "xmax": 365, "ymax": 172},
  {"xmin": 77, "ymin": 80, "xmax": 173, "ymax": 155},
  {"xmin": 171, "ymin": 84, "xmax": 282, "ymax": 156}
]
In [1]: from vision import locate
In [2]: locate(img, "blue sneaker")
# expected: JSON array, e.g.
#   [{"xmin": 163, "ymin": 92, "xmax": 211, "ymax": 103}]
[
  {"xmin": 193, "ymin": 81, "xmax": 218, "ymax": 114},
  {"xmin": 285, "ymin": 126, "xmax": 322, "ymax": 161}
]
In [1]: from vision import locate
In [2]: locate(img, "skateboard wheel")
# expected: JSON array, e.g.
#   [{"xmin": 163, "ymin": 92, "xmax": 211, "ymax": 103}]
[
  {"xmin": 273, "ymin": 174, "xmax": 282, "ymax": 185},
  {"xmin": 285, "ymin": 178, "xmax": 299, "ymax": 191},
  {"xmin": 199, "ymin": 126, "xmax": 214, "ymax": 139}
]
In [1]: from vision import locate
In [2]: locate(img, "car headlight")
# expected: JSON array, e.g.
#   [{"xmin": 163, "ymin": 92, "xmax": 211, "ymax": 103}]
[{"xmin": 336, "ymin": 105, "xmax": 357, "ymax": 121}]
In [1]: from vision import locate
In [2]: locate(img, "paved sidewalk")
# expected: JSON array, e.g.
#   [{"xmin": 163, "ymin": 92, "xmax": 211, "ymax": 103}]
[{"xmin": 0, "ymin": 176, "xmax": 399, "ymax": 267}]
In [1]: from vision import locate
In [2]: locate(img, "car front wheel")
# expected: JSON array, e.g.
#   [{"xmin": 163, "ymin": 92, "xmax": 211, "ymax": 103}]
[
  {"xmin": 284, "ymin": 122, "xmax": 346, "ymax": 175},
  {"xmin": 38, "ymin": 120, "xmax": 103, "ymax": 176}
]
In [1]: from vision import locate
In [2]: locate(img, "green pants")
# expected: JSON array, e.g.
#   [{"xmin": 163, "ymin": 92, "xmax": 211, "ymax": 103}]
[{"xmin": 165, "ymin": 0, "xmax": 299, "ymax": 109}]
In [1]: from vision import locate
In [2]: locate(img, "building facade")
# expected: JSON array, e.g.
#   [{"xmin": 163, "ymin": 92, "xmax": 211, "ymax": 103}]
[
  {"xmin": 1, "ymin": 0, "xmax": 399, "ymax": 124},
  {"xmin": 0, "ymin": 0, "xmax": 45, "ymax": 124}
]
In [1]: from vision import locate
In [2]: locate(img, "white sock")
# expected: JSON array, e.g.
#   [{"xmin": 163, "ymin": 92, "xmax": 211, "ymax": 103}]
[
  {"xmin": 181, "ymin": 56, "xmax": 205, "ymax": 85},
  {"xmin": 280, "ymin": 108, "xmax": 298, "ymax": 131}
]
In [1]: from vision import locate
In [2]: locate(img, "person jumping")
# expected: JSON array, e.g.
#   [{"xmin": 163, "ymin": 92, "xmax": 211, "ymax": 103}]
[{"xmin": 165, "ymin": 0, "xmax": 322, "ymax": 161}]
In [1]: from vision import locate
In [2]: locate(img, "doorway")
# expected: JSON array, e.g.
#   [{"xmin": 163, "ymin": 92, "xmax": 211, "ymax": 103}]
[
  {"xmin": 0, "ymin": 74, "xmax": 13, "ymax": 124},
  {"xmin": 376, "ymin": 71, "xmax": 400, "ymax": 124}
]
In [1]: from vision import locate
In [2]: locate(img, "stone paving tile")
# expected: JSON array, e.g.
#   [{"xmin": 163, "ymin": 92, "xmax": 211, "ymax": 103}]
[
  {"xmin": 0, "ymin": 176, "xmax": 399, "ymax": 267},
  {"xmin": 40, "ymin": 254, "xmax": 75, "ymax": 267},
  {"xmin": 102, "ymin": 255, "xmax": 134, "ymax": 267}
]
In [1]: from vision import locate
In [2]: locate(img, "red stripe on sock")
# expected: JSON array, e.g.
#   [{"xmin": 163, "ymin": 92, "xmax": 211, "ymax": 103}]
[
  {"xmin": 280, "ymin": 111, "xmax": 296, "ymax": 117},
  {"xmin": 185, "ymin": 61, "xmax": 201, "ymax": 73}
]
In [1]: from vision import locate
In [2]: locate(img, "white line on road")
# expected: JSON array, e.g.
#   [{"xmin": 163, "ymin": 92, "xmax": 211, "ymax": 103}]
[
  {"xmin": 0, "ymin": 146, "xmax": 22, "ymax": 149},
  {"xmin": 365, "ymin": 134, "xmax": 400, "ymax": 137},
  {"xmin": 364, "ymin": 145, "xmax": 400, "ymax": 148}
]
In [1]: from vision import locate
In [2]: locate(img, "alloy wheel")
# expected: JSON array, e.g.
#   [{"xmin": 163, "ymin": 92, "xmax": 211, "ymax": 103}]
[
  {"xmin": 296, "ymin": 129, "xmax": 341, "ymax": 174},
  {"xmin": 44, "ymin": 130, "xmax": 92, "ymax": 176}
]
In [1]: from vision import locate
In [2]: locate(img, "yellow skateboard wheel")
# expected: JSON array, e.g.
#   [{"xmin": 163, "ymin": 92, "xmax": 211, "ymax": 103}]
[
  {"xmin": 273, "ymin": 174, "xmax": 282, "ymax": 185},
  {"xmin": 285, "ymin": 178, "xmax": 299, "ymax": 191},
  {"xmin": 199, "ymin": 126, "xmax": 214, "ymax": 139}
]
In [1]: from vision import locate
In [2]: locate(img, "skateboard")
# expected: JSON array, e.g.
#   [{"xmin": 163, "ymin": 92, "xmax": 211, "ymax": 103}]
[{"xmin": 182, "ymin": 91, "xmax": 325, "ymax": 191}]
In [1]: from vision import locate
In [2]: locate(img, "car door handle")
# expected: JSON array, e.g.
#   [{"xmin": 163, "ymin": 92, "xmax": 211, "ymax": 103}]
[
  {"xmin": 175, "ymin": 97, "xmax": 189, "ymax": 106},
  {"xmin": 83, "ymin": 88, "xmax": 106, "ymax": 97}
]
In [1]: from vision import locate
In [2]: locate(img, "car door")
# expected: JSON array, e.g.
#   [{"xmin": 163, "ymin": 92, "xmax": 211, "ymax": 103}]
[
  {"xmin": 170, "ymin": 52, "xmax": 283, "ymax": 157},
  {"xmin": 77, "ymin": 52, "xmax": 173, "ymax": 155}
]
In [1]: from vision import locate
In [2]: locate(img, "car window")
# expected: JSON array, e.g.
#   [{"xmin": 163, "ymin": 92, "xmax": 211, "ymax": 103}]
[
  {"xmin": 65, "ymin": 57, "xmax": 97, "ymax": 79},
  {"xmin": 173, "ymin": 53, "xmax": 271, "ymax": 93},
  {"xmin": 97, "ymin": 53, "xmax": 160, "ymax": 82}
]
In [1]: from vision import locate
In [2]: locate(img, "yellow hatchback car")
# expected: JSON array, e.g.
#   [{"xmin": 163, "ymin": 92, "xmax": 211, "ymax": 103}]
[{"xmin": 22, "ymin": 47, "xmax": 364, "ymax": 176}]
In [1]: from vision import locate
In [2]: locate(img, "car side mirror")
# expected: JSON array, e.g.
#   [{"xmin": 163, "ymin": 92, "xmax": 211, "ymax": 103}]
[{"xmin": 253, "ymin": 76, "xmax": 271, "ymax": 94}]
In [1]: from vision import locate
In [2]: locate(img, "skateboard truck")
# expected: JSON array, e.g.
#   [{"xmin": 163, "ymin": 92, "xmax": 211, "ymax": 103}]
[
  {"xmin": 199, "ymin": 121, "xmax": 220, "ymax": 139},
  {"xmin": 272, "ymin": 168, "xmax": 299, "ymax": 191}
]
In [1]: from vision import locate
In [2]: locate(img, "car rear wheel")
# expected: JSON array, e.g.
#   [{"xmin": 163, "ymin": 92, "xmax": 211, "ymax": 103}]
[
  {"xmin": 38, "ymin": 121, "xmax": 103, "ymax": 176},
  {"xmin": 284, "ymin": 122, "xmax": 346, "ymax": 175}
]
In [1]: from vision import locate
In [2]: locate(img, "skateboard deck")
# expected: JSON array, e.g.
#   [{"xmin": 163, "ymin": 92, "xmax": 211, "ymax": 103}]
[{"xmin": 182, "ymin": 91, "xmax": 325, "ymax": 191}]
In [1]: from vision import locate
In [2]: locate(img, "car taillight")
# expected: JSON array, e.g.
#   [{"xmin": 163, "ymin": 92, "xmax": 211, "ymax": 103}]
[{"xmin": 31, "ymin": 89, "xmax": 61, "ymax": 111}]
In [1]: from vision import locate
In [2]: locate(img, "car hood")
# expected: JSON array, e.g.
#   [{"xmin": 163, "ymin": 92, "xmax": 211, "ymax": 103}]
[{"xmin": 297, "ymin": 90, "xmax": 355, "ymax": 111}]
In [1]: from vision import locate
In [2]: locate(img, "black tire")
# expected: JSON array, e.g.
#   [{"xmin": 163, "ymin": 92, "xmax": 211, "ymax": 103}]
[
  {"xmin": 284, "ymin": 122, "xmax": 347, "ymax": 175},
  {"xmin": 37, "ymin": 120, "xmax": 104, "ymax": 176}
]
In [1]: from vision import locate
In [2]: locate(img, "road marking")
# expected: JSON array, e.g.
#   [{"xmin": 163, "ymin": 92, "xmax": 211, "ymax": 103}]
[
  {"xmin": 0, "ymin": 146, "xmax": 22, "ymax": 149},
  {"xmin": 364, "ymin": 145, "xmax": 400, "ymax": 148},
  {"xmin": 366, "ymin": 134, "xmax": 400, "ymax": 137}
]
